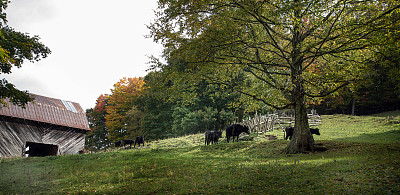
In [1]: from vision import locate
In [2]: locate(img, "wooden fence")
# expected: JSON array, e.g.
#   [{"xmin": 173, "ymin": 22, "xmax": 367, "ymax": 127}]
[{"xmin": 240, "ymin": 109, "xmax": 321, "ymax": 134}]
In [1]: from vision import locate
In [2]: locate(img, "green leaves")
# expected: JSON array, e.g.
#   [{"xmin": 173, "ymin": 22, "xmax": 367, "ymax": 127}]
[
  {"xmin": 86, "ymin": 94, "xmax": 109, "ymax": 150},
  {"xmin": 149, "ymin": 0, "xmax": 400, "ymax": 152},
  {"xmin": 149, "ymin": 0, "xmax": 400, "ymax": 107},
  {"xmin": 0, "ymin": 78, "xmax": 33, "ymax": 108},
  {"xmin": 172, "ymin": 106, "xmax": 230, "ymax": 135},
  {"xmin": 0, "ymin": 0, "xmax": 51, "ymax": 107}
]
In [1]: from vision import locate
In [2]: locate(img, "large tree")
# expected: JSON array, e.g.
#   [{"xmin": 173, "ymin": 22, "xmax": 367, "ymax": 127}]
[
  {"xmin": 149, "ymin": 0, "xmax": 400, "ymax": 153},
  {"xmin": 0, "ymin": 0, "xmax": 51, "ymax": 107}
]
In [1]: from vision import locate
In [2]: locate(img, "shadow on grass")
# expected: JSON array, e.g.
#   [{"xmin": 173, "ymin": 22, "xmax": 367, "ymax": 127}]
[
  {"xmin": 332, "ymin": 129, "xmax": 400, "ymax": 144},
  {"xmin": 88, "ymin": 140, "xmax": 400, "ymax": 194}
]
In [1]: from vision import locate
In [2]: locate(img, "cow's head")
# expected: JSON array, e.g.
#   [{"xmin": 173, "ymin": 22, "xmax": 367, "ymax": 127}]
[{"xmin": 242, "ymin": 125, "xmax": 250, "ymax": 134}]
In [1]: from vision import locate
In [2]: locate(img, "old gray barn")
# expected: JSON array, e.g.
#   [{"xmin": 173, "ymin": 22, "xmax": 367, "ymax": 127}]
[{"xmin": 0, "ymin": 94, "xmax": 90, "ymax": 158}]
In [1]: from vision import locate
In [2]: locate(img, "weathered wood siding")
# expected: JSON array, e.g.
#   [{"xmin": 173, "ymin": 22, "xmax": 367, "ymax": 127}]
[{"xmin": 0, "ymin": 116, "xmax": 85, "ymax": 158}]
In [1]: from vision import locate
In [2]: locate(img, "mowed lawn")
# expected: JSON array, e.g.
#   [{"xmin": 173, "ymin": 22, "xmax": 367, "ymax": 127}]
[{"xmin": 1, "ymin": 112, "xmax": 399, "ymax": 194}]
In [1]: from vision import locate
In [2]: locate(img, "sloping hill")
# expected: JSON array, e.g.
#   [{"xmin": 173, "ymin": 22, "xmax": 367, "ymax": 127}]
[{"xmin": 1, "ymin": 112, "xmax": 399, "ymax": 194}]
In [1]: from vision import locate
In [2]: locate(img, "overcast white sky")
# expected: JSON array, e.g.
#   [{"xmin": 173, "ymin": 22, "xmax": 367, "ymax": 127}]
[{"xmin": 3, "ymin": 0, "xmax": 162, "ymax": 110}]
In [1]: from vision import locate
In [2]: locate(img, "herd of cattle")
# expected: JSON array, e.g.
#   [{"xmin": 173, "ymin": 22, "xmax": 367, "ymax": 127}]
[
  {"xmin": 114, "ymin": 125, "xmax": 320, "ymax": 148},
  {"xmin": 115, "ymin": 136, "xmax": 145, "ymax": 148},
  {"xmin": 205, "ymin": 124, "xmax": 320, "ymax": 145},
  {"xmin": 205, "ymin": 124, "xmax": 251, "ymax": 145},
  {"xmin": 284, "ymin": 126, "xmax": 320, "ymax": 140}
]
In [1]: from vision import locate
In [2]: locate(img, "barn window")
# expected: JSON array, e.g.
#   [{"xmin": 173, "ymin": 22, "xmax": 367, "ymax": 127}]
[{"xmin": 25, "ymin": 142, "xmax": 59, "ymax": 157}]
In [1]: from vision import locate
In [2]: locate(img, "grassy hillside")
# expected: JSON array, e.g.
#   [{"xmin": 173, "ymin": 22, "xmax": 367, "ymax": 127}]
[{"xmin": 1, "ymin": 113, "xmax": 399, "ymax": 194}]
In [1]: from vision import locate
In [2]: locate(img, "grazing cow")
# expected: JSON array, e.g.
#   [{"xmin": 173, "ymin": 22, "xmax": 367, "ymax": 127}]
[
  {"xmin": 226, "ymin": 124, "xmax": 250, "ymax": 143},
  {"xmin": 205, "ymin": 130, "xmax": 223, "ymax": 145},
  {"xmin": 205, "ymin": 131, "xmax": 214, "ymax": 145},
  {"xmin": 123, "ymin": 139, "xmax": 135, "ymax": 148},
  {"xmin": 284, "ymin": 127, "xmax": 294, "ymax": 140},
  {"xmin": 213, "ymin": 131, "xmax": 223, "ymax": 144},
  {"xmin": 285, "ymin": 127, "xmax": 321, "ymax": 140},
  {"xmin": 310, "ymin": 128, "xmax": 320, "ymax": 135},
  {"xmin": 115, "ymin": 140, "xmax": 122, "ymax": 147},
  {"xmin": 134, "ymin": 136, "xmax": 145, "ymax": 148}
]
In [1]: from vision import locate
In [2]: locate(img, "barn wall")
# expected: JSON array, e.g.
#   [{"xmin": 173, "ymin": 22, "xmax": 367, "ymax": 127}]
[{"xmin": 0, "ymin": 116, "xmax": 86, "ymax": 158}]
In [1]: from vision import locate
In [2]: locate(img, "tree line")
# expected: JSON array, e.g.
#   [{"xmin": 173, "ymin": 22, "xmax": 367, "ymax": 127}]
[
  {"xmin": 85, "ymin": 75, "xmax": 247, "ymax": 150},
  {"xmin": 86, "ymin": 37, "xmax": 400, "ymax": 151}
]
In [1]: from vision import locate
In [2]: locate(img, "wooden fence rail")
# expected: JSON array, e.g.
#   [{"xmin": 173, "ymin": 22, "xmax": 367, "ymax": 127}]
[{"xmin": 240, "ymin": 109, "xmax": 321, "ymax": 134}]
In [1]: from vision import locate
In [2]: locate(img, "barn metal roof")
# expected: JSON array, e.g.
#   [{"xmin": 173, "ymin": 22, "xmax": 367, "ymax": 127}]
[{"xmin": 0, "ymin": 94, "xmax": 90, "ymax": 131}]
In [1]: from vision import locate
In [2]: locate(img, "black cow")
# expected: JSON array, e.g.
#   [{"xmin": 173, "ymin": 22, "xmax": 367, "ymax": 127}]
[
  {"xmin": 310, "ymin": 128, "xmax": 320, "ymax": 135},
  {"xmin": 134, "ymin": 136, "xmax": 145, "ymax": 148},
  {"xmin": 226, "ymin": 124, "xmax": 250, "ymax": 143},
  {"xmin": 123, "ymin": 139, "xmax": 135, "ymax": 148},
  {"xmin": 284, "ymin": 127, "xmax": 294, "ymax": 140},
  {"xmin": 285, "ymin": 127, "xmax": 320, "ymax": 140},
  {"xmin": 205, "ymin": 131, "xmax": 214, "ymax": 145},
  {"xmin": 213, "ymin": 131, "xmax": 223, "ymax": 144},
  {"xmin": 205, "ymin": 130, "xmax": 223, "ymax": 145},
  {"xmin": 115, "ymin": 140, "xmax": 122, "ymax": 147}
]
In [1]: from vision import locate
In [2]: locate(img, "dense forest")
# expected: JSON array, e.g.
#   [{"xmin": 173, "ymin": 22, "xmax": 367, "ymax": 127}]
[{"xmin": 85, "ymin": 1, "xmax": 400, "ymax": 152}]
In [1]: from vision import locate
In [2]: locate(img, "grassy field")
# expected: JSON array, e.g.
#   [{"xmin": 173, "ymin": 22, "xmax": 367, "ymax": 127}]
[{"xmin": 1, "ymin": 112, "xmax": 400, "ymax": 194}]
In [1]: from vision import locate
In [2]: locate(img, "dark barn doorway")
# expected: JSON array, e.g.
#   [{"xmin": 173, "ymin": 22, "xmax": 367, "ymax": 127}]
[{"xmin": 25, "ymin": 142, "xmax": 59, "ymax": 157}]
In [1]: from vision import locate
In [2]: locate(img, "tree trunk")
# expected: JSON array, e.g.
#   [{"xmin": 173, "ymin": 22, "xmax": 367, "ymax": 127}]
[
  {"xmin": 285, "ymin": 94, "xmax": 315, "ymax": 154},
  {"xmin": 284, "ymin": 60, "xmax": 315, "ymax": 153},
  {"xmin": 284, "ymin": 0, "xmax": 315, "ymax": 154}
]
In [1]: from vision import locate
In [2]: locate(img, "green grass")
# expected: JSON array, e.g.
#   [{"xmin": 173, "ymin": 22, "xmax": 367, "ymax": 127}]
[{"xmin": 1, "ymin": 112, "xmax": 400, "ymax": 194}]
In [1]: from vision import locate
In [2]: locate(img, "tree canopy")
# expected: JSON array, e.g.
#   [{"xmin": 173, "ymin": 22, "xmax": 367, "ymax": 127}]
[
  {"xmin": 105, "ymin": 77, "xmax": 145, "ymax": 141},
  {"xmin": 86, "ymin": 94, "xmax": 109, "ymax": 150}
]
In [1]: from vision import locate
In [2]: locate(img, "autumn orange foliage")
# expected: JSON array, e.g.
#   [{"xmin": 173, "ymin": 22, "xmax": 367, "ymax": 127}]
[
  {"xmin": 105, "ymin": 77, "xmax": 145, "ymax": 141},
  {"xmin": 93, "ymin": 94, "xmax": 109, "ymax": 113}
]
